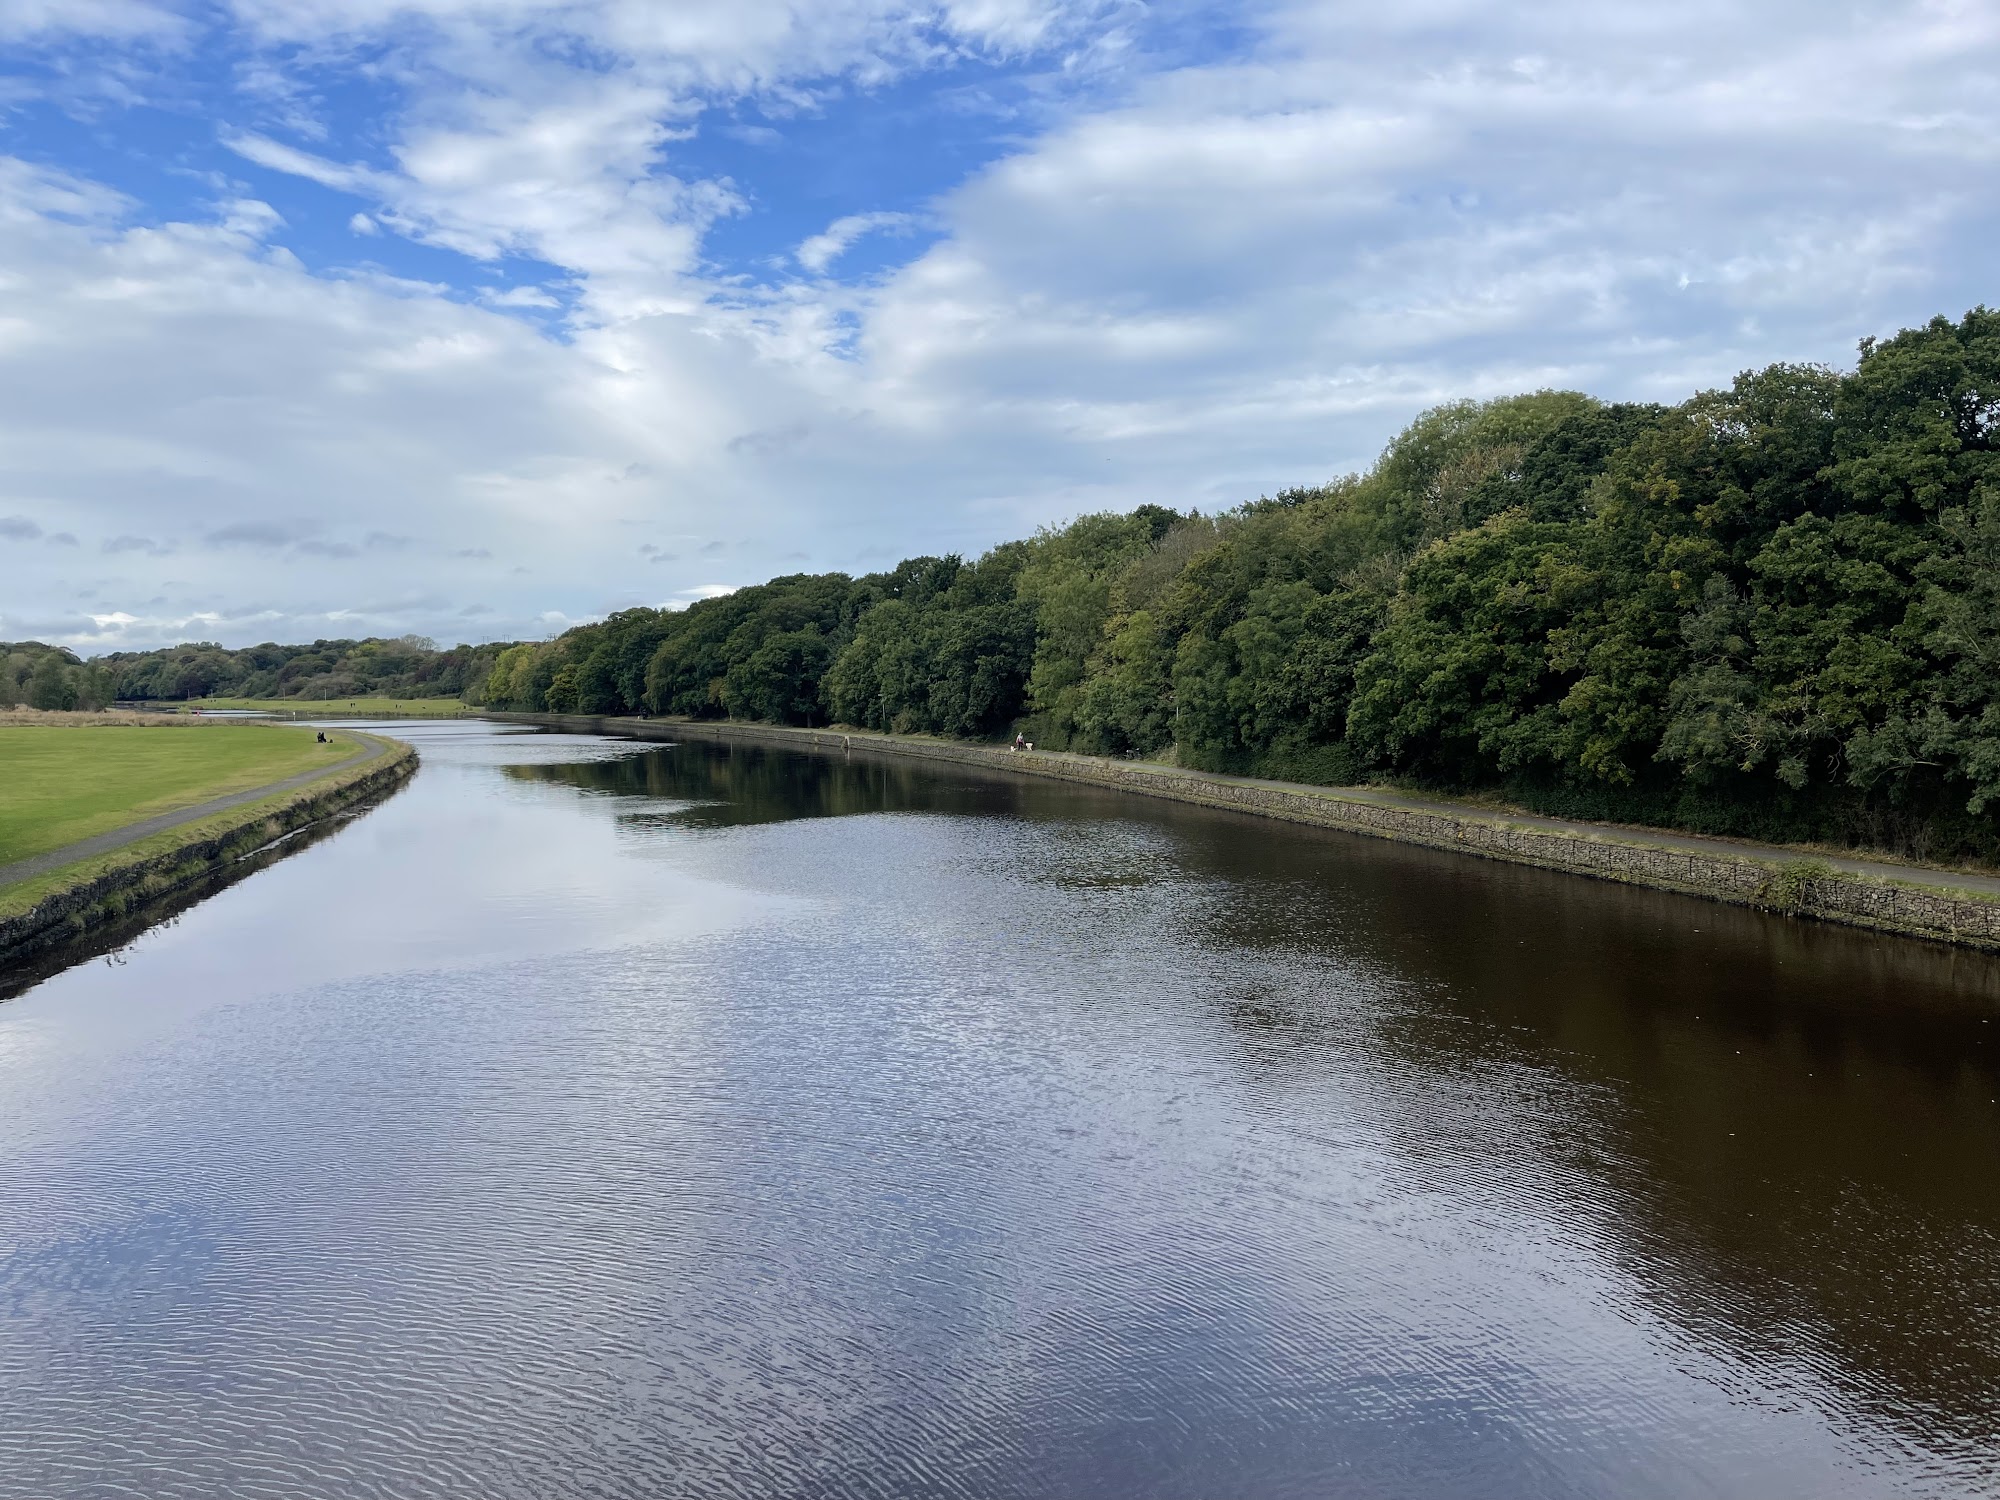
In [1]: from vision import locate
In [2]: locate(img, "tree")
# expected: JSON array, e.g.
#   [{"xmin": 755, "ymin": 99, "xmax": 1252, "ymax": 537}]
[
  {"xmin": 31, "ymin": 306, "xmax": 2000, "ymax": 862},
  {"xmin": 28, "ymin": 655, "xmax": 75, "ymax": 711}
]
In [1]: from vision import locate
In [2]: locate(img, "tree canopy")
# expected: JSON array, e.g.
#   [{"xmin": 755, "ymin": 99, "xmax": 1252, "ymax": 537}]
[
  {"xmin": 481, "ymin": 308, "xmax": 2000, "ymax": 858},
  {"xmin": 75, "ymin": 636, "xmax": 509, "ymax": 704},
  {"xmin": 56, "ymin": 307, "xmax": 2000, "ymax": 861}
]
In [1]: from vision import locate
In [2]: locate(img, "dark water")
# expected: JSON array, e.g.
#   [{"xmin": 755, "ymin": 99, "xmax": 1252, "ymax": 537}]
[{"xmin": 3, "ymin": 721, "xmax": 1998, "ymax": 1500}]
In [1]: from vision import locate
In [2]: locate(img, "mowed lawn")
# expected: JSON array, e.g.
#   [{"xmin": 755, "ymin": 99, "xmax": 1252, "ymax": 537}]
[
  {"xmin": 0, "ymin": 725, "xmax": 345, "ymax": 866},
  {"xmin": 188, "ymin": 697, "xmax": 468, "ymax": 717}
]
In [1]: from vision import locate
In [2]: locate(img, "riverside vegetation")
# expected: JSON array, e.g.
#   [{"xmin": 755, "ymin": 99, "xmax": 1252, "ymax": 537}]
[
  {"xmin": 481, "ymin": 309, "xmax": 2000, "ymax": 865},
  {"xmin": 0, "ymin": 716, "xmax": 345, "ymax": 873},
  {"xmin": 19, "ymin": 307, "xmax": 2000, "ymax": 865},
  {"xmin": 0, "ymin": 713, "xmax": 414, "ymax": 966},
  {"xmin": 0, "ymin": 635, "xmax": 507, "ymax": 710}
]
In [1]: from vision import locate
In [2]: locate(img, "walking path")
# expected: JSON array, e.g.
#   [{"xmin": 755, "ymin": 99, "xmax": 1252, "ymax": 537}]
[
  {"xmin": 1193, "ymin": 769, "xmax": 2000, "ymax": 898},
  {"xmin": 499, "ymin": 711, "xmax": 2000, "ymax": 901},
  {"xmin": 0, "ymin": 730, "xmax": 388, "ymax": 891}
]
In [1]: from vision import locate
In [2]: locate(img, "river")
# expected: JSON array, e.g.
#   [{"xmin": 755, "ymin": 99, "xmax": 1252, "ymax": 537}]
[{"xmin": 2, "ymin": 719, "xmax": 1996, "ymax": 1499}]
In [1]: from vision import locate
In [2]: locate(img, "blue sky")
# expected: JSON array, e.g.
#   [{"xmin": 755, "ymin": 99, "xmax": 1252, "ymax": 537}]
[{"xmin": 1, "ymin": 0, "xmax": 1996, "ymax": 652}]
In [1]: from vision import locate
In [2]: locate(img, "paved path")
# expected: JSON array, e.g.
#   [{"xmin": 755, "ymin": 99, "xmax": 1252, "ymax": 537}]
[
  {"xmin": 0, "ymin": 730, "xmax": 390, "ymax": 890},
  {"xmin": 1128, "ymin": 762, "xmax": 2000, "ymax": 899},
  {"xmin": 648, "ymin": 717, "xmax": 2000, "ymax": 901},
  {"xmin": 497, "ymin": 711, "xmax": 2000, "ymax": 901}
]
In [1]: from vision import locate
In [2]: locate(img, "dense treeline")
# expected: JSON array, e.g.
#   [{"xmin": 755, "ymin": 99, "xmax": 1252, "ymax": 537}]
[
  {"xmin": 0, "ymin": 643, "xmax": 118, "ymax": 710},
  {"xmin": 486, "ymin": 308, "xmax": 2000, "ymax": 861},
  {"xmin": 90, "ymin": 636, "xmax": 511, "ymax": 703},
  {"xmin": 4, "ymin": 634, "xmax": 513, "ymax": 708}
]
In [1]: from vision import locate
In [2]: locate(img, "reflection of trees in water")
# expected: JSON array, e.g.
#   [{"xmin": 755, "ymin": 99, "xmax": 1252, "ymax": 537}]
[
  {"xmin": 511, "ymin": 734, "xmax": 2000, "ymax": 1457},
  {"xmin": 1175, "ymin": 820, "xmax": 2000, "ymax": 1460},
  {"xmin": 505, "ymin": 739, "xmax": 1110, "ymax": 829}
]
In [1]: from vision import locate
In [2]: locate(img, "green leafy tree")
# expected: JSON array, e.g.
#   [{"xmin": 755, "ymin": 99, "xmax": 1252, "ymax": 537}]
[
  {"xmin": 1347, "ymin": 510, "xmax": 1583, "ymax": 780},
  {"xmin": 40, "ymin": 304, "xmax": 2000, "ymax": 862},
  {"xmin": 28, "ymin": 655, "xmax": 75, "ymax": 710}
]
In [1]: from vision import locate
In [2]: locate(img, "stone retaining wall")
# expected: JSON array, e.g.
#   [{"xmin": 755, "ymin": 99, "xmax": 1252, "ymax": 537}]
[
  {"xmin": 0, "ymin": 740, "xmax": 417, "ymax": 966},
  {"xmin": 493, "ymin": 713, "xmax": 2000, "ymax": 952}
]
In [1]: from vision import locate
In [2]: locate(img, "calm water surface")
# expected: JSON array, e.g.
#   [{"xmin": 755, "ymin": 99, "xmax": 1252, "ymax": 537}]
[{"xmin": 2, "ymin": 720, "xmax": 1997, "ymax": 1499}]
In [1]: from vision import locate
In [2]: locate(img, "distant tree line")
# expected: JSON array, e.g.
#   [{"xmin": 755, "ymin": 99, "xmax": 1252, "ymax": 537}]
[
  {"xmin": 0, "ymin": 643, "xmax": 118, "ymax": 710},
  {"xmin": 23, "ymin": 308, "xmax": 1995, "ymax": 859},
  {"xmin": 480, "ymin": 308, "xmax": 2000, "ymax": 860},
  {"xmin": 65, "ymin": 635, "xmax": 513, "ymax": 703}
]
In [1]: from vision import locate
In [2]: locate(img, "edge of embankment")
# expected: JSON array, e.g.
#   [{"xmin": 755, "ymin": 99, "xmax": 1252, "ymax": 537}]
[
  {"xmin": 489, "ymin": 711, "xmax": 2000, "ymax": 954},
  {"xmin": 0, "ymin": 731, "xmax": 418, "ymax": 967}
]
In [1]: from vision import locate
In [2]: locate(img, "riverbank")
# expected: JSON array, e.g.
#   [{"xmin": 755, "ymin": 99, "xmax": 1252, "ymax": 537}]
[
  {"xmin": 138, "ymin": 697, "xmax": 473, "ymax": 718},
  {"xmin": 0, "ymin": 729, "xmax": 417, "ymax": 965},
  {"xmin": 2, "ymin": 715, "xmax": 351, "ymax": 870},
  {"xmin": 489, "ymin": 712, "xmax": 2000, "ymax": 953}
]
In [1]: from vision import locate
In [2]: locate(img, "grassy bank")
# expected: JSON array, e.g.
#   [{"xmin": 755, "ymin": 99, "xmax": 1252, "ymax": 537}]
[
  {"xmin": 173, "ymin": 696, "xmax": 471, "ymax": 718},
  {"xmin": 0, "ymin": 728, "xmax": 415, "ymax": 958},
  {"xmin": 0, "ymin": 718, "xmax": 344, "ymax": 868}
]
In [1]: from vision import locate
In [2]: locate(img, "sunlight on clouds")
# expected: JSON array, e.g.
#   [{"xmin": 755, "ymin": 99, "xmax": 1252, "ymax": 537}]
[
  {"xmin": 0, "ymin": 0, "xmax": 1994, "ymax": 649},
  {"xmin": 204, "ymin": 0, "xmax": 1125, "ymax": 324}
]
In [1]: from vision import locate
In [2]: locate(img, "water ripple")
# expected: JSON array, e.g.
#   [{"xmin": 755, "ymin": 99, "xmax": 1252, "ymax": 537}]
[{"xmin": 1, "ymin": 728, "xmax": 1996, "ymax": 1498}]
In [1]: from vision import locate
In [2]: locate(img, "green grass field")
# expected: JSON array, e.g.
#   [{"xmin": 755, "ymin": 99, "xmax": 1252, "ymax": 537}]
[
  {"xmin": 184, "ymin": 696, "xmax": 470, "ymax": 717},
  {"xmin": 0, "ymin": 724, "xmax": 345, "ymax": 866}
]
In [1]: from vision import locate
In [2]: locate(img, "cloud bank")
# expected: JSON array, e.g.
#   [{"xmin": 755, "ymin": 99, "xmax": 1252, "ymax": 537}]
[{"xmin": 0, "ymin": 0, "xmax": 1994, "ymax": 650}]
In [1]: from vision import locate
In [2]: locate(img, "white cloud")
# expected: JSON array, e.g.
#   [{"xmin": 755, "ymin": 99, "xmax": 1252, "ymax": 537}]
[
  {"xmin": 0, "ymin": 160, "xmax": 685, "ymax": 647},
  {"xmin": 796, "ymin": 211, "xmax": 916, "ymax": 273},
  {"xmin": 481, "ymin": 284, "xmax": 560, "ymax": 309},
  {"xmin": 0, "ymin": 157, "xmax": 132, "ymax": 224},
  {"xmin": 668, "ymin": 583, "xmax": 739, "ymax": 607},
  {"xmin": 226, "ymin": 134, "xmax": 395, "ymax": 198},
  {"xmin": 220, "ymin": 0, "xmax": 1110, "ymax": 76},
  {"xmin": 209, "ymin": 0, "xmax": 1122, "ymax": 320},
  {"xmin": 228, "ymin": 93, "xmax": 729, "ymax": 320},
  {"xmin": 0, "ymin": 0, "xmax": 182, "ymax": 42},
  {"xmin": 847, "ymin": 0, "xmax": 2000, "ymax": 448},
  {"xmin": 1, "ymin": 0, "xmax": 1996, "ymax": 652}
]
